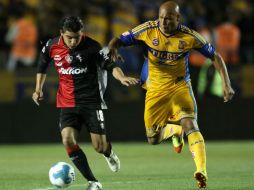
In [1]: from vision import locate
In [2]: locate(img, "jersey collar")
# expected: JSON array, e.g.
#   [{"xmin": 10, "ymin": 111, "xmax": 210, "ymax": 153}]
[
  {"xmin": 58, "ymin": 36, "xmax": 65, "ymax": 45},
  {"xmin": 58, "ymin": 35, "xmax": 86, "ymax": 48}
]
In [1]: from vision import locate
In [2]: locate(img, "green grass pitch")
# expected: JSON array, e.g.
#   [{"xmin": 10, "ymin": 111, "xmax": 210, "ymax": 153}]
[{"xmin": 0, "ymin": 141, "xmax": 253, "ymax": 190}]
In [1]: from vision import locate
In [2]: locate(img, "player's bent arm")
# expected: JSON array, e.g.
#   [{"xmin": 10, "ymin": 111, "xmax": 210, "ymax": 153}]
[
  {"xmin": 108, "ymin": 37, "xmax": 125, "ymax": 62},
  {"xmin": 212, "ymin": 51, "xmax": 235, "ymax": 102},
  {"xmin": 112, "ymin": 67, "xmax": 139, "ymax": 87},
  {"xmin": 212, "ymin": 52, "xmax": 231, "ymax": 87},
  {"xmin": 112, "ymin": 67, "xmax": 125, "ymax": 80},
  {"xmin": 108, "ymin": 37, "xmax": 124, "ymax": 50},
  {"xmin": 32, "ymin": 73, "xmax": 46, "ymax": 106},
  {"xmin": 35, "ymin": 73, "xmax": 47, "ymax": 92}
]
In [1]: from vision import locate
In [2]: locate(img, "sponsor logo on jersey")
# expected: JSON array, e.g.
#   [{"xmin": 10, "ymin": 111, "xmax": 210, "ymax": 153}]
[
  {"xmin": 58, "ymin": 67, "xmax": 87, "ymax": 75},
  {"xmin": 54, "ymin": 55, "xmax": 61, "ymax": 61},
  {"xmin": 150, "ymin": 48, "xmax": 179, "ymax": 61},
  {"xmin": 152, "ymin": 38, "xmax": 159, "ymax": 46}
]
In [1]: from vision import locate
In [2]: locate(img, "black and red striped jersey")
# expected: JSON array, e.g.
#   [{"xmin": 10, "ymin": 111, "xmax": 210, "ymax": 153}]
[{"xmin": 37, "ymin": 35, "xmax": 115, "ymax": 108}]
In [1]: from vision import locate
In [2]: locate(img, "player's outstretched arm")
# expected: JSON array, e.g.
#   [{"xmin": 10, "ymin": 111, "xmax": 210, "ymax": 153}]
[
  {"xmin": 112, "ymin": 67, "xmax": 139, "ymax": 87},
  {"xmin": 32, "ymin": 73, "xmax": 46, "ymax": 106},
  {"xmin": 108, "ymin": 37, "xmax": 125, "ymax": 62},
  {"xmin": 212, "ymin": 52, "xmax": 235, "ymax": 102}
]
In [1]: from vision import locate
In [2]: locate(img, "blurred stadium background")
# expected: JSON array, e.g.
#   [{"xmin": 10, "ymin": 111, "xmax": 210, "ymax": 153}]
[{"xmin": 0, "ymin": 0, "xmax": 253, "ymax": 143}]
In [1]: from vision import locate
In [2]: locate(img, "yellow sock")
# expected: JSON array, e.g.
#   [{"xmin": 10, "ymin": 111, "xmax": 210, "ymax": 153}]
[
  {"xmin": 188, "ymin": 131, "xmax": 206, "ymax": 172},
  {"xmin": 162, "ymin": 124, "xmax": 182, "ymax": 141}
]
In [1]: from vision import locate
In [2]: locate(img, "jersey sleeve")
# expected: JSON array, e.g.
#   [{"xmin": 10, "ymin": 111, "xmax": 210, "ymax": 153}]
[
  {"xmin": 119, "ymin": 22, "xmax": 150, "ymax": 46},
  {"xmin": 97, "ymin": 47, "xmax": 117, "ymax": 72},
  {"xmin": 37, "ymin": 39, "xmax": 52, "ymax": 73},
  {"xmin": 196, "ymin": 42, "xmax": 216, "ymax": 60},
  {"xmin": 191, "ymin": 30, "xmax": 215, "ymax": 59}
]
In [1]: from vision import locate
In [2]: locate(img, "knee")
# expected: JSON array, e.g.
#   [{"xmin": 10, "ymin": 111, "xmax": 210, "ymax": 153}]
[
  {"xmin": 180, "ymin": 118, "xmax": 199, "ymax": 134},
  {"xmin": 62, "ymin": 136, "xmax": 76, "ymax": 147}
]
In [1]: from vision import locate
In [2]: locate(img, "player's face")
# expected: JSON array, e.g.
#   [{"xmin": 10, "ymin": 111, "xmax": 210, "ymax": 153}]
[
  {"xmin": 159, "ymin": 7, "xmax": 180, "ymax": 34},
  {"xmin": 61, "ymin": 30, "xmax": 83, "ymax": 49}
]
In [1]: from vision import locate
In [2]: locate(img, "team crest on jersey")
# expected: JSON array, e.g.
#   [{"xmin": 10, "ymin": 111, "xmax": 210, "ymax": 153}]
[
  {"xmin": 65, "ymin": 54, "xmax": 73, "ymax": 64},
  {"xmin": 54, "ymin": 55, "xmax": 61, "ymax": 61},
  {"xmin": 76, "ymin": 54, "xmax": 82, "ymax": 62},
  {"xmin": 152, "ymin": 38, "xmax": 159, "ymax": 46},
  {"xmin": 178, "ymin": 40, "xmax": 187, "ymax": 50}
]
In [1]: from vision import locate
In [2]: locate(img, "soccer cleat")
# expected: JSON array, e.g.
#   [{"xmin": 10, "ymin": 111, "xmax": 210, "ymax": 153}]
[
  {"xmin": 104, "ymin": 150, "xmax": 120, "ymax": 172},
  {"xmin": 194, "ymin": 171, "xmax": 208, "ymax": 189},
  {"xmin": 172, "ymin": 131, "xmax": 184, "ymax": 153},
  {"xmin": 86, "ymin": 181, "xmax": 102, "ymax": 190}
]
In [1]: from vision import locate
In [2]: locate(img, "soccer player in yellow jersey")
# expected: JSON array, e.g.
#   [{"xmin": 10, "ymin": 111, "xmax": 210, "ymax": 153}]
[{"xmin": 108, "ymin": 1, "xmax": 235, "ymax": 188}]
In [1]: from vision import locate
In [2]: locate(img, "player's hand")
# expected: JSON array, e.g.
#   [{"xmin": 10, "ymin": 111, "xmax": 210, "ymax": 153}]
[
  {"xmin": 109, "ymin": 48, "xmax": 124, "ymax": 63},
  {"xmin": 32, "ymin": 91, "xmax": 44, "ymax": 106},
  {"xmin": 223, "ymin": 85, "xmax": 235, "ymax": 102},
  {"xmin": 119, "ymin": 77, "xmax": 139, "ymax": 87}
]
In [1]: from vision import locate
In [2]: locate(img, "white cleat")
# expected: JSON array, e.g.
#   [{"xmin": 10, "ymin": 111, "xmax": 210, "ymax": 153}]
[
  {"xmin": 86, "ymin": 181, "xmax": 102, "ymax": 190},
  {"xmin": 104, "ymin": 150, "xmax": 120, "ymax": 172}
]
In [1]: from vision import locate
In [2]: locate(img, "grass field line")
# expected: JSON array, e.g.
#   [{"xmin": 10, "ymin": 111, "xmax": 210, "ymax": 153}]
[{"xmin": 32, "ymin": 179, "xmax": 164, "ymax": 190}]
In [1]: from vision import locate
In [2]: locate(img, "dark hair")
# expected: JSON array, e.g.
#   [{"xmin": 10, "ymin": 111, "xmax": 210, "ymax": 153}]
[{"xmin": 60, "ymin": 16, "xmax": 84, "ymax": 32}]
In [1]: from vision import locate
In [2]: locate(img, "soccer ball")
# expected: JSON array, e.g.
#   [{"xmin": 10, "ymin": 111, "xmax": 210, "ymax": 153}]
[{"xmin": 49, "ymin": 162, "xmax": 75, "ymax": 188}]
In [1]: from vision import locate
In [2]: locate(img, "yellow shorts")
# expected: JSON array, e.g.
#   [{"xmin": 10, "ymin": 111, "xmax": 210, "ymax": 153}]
[{"xmin": 144, "ymin": 81, "xmax": 197, "ymax": 138}]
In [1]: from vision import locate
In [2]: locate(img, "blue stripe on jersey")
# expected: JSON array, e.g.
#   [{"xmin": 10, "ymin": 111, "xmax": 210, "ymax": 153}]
[
  {"xmin": 196, "ymin": 42, "xmax": 215, "ymax": 59},
  {"xmin": 120, "ymin": 30, "xmax": 137, "ymax": 46},
  {"xmin": 140, "ymin": 59, "xmax": 148, "ymax": 85},
  {"xmin": 184, "ymin": 53, "xmax": 191, "ymax": 82}
]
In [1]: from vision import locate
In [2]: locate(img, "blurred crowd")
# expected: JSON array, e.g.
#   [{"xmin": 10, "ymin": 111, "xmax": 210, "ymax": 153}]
[{"xmin": 0, "ymin": 0, "xmax": 253, "ymax": 72}]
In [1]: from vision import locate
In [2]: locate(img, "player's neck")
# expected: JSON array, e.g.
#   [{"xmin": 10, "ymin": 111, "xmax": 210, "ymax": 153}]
[{"xmin": 159, "ymin": 27, "xmax": 177, "ymax": 36}]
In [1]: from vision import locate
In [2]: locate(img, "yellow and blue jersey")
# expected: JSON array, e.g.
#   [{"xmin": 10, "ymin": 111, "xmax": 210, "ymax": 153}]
[{"xmin": 120, "ymin": 20, "xmax": 215, "ymax": 91}]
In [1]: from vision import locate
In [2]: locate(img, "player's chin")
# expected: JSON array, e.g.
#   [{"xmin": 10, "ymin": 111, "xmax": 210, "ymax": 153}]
[
  {"xmin": 161, "ymin": 26, "xmax": 172, "ymax": 33},
  {"xmin": 69, "ymin": 45, "xmax": 77, "ymax": 49},
  {"xmin": 160, "ymin": 27, "xmax": 168, "ymax": 32}
]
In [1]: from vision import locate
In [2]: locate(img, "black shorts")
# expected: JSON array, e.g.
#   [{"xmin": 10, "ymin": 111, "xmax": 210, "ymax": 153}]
[{"xmin": 59, "ymin": 107, "xmax": 106, "ymax": 134}]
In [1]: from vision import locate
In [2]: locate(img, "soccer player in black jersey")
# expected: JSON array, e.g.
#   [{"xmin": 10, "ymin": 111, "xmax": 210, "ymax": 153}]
[{"xmin": 32, "ymin": 16, "xmax": 138, "ymax": 190}]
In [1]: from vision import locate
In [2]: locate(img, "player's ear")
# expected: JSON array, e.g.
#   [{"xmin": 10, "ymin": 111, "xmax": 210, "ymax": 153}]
[
  {"xmin": 176, "ymin": 13, "xmax": 180, "ymax": 22},
  {"xmin": 60, "ymin": 29, "xmax": 64, "ymax": 35}
]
